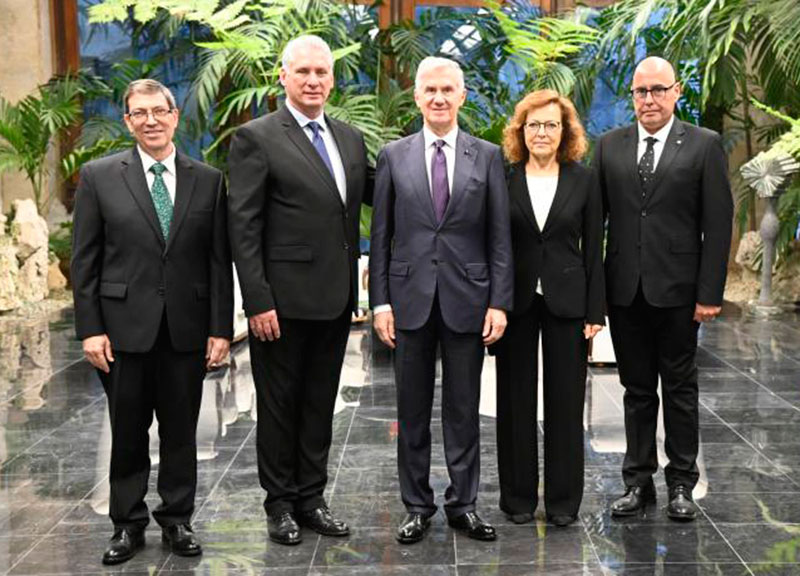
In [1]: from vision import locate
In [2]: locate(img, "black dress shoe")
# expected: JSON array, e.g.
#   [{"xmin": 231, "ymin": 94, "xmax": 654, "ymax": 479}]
[
  {"xmin": 547, "ymin": 514, "xmax": 577, "ymax": 527},
  {"xmin": 448, "ymin": 511, "xmax": 497, "ymax": 541},
  {"xmin": 396, "ymin": 513, "xmax": 431, "ymax": 544},
  {"xmin": 162, "ymin": 523, "xmax": 202, "ymax": 557},
  {"xmin": 666, "ymin": 485, "xmax": 698, "ymax": 521},
  {"xmin": 611, "ymin": 481, "xmax": 656, "ymax": 517},
  {"xmin": 506, "ymin": 512, "xmax": 534, "ymax": 525},
  {"xmin": 102, "ymin": 527, "xmax": 145, "ymax": 565},
  {"xmin": 298, "ymin": 506, "xmax": 349, "ymax": 537},
  {"xmin": 268, "ymin": 512, "xmax": 302, "ymax": 545}
]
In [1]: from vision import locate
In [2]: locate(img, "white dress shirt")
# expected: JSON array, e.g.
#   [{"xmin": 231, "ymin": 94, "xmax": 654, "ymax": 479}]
[
  {"xmin": 637, "ymin": 114, "xmax": 675, "ymax": 171},
  {"xmin": 423, "ymin": 125, "xmax": 458, "ymax": 196},
  {"xmin": 286, "ymin": 100, "xmax": 347, "ymax": 203},
  {"xmin": 139, "ymin": 144, "xmax": 177, "ymax": 204},
  {"xmin": 526, "ymin": 173, "xmax": 559, "ymax": 295}
]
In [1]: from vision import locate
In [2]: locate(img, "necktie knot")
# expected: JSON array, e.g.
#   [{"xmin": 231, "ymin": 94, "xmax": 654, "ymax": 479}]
[
  {"xmin": 150, "ymin": 162, "xmax": 167, "ymax": 177},
  {"xmin": 307, "ymin": 121, "xmax": 323, "ymax": 138},
  {"xmin": 434, "ymin": 139, "xmax": 446, "ymax": 151},
  {"xmin": 644, "ymin": 136, "xmax": 657, "ymax": 148}
]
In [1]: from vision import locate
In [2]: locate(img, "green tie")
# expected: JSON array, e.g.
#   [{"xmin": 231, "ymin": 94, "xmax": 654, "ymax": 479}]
[{"xmin": 149, "ymin": 162, "xmax": 173, "ymax": 240}]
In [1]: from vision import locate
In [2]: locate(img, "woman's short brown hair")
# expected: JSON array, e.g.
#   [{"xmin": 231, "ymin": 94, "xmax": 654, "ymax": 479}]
[{"xmin": 502, "ymin": 90, "xmax": 588, "ymax": 164}]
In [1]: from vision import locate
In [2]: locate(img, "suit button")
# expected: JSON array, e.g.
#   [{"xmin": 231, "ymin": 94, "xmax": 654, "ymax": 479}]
[
  {"xmin": 641, "ymin": 210, "xmax": 647, "ymax": 217},
  {"xmin": 343, "ymin": 242, "xmax": 349, "ymax": 250},
  {"xmin": 432, "ymin": 259, "xmax": 438, "ymax": 265},
  {"xmin": 157, "ymin": 286, "xmax": 165, "ymax": 296}
]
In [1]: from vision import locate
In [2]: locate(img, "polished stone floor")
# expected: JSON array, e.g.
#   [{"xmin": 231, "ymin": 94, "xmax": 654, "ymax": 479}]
[{"xmin": 1, "ymin": 305, "xmax": 799, "ymax": 575}]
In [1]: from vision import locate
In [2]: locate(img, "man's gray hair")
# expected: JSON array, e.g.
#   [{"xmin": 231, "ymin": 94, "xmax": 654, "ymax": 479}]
[
  {"xmin": 414, "ymin": 57, "xmax": 465, "ymax": 91},
  {"xmin": 282, "ymin": 35, "xmax": 334, "ymax": 69},
  {"xmin": 123, "ymin": 79, "xmax": 177, "ymax": 113}
]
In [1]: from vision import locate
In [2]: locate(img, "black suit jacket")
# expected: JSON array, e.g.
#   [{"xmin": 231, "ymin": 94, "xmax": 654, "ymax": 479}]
[
  {"xmin": 71, "ymin": 147, "xmax": 233, "ymax": 353},
  {"xmin": 227, "ymin": 106, "xmax": 371, "ymax": 320},
  {"xmin": 507, "ymin": 161, "xmax": 605, "ymax": 325},
  {"xmin": 369, "ymin": 129, "xmax": 513, "ymax": 333},
  {"xmin": 593, "ymin": 119, "xmax": 733, "ymax": 307}
]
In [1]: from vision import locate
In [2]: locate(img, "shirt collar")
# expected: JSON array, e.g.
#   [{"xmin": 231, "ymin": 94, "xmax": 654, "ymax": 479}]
[
  {"xmin": 138, "ymin": 144, "xmax": 176, "ymax": 175},
  {"xmin": 286, "ymin": 100, "xmax": 328, "ymax": 132},
  {"xmin": 423, "ymin": 125, "xmax": 459, "ymax": 150},
  {"xmin": 637, "ymin": 114, "xmax": 674, "ymax": 144}
]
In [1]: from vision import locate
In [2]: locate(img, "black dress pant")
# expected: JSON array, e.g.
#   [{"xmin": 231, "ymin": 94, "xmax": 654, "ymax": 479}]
[
  {"xmin": 249, "ymin": 306, "xmax": 351, "ymax": 517},
  {"xmin": 608, "ymin": 285, "xmax": 700, "ymax": 489},
  {"xmin": 394, "ymin": 294, "xmax": 485, "ymax": 519},
  {"xmin": 495, "ymin": 294, "xmax": 587, "ymax": 518},
  {"xmin": 99, "ymin": 314, "xmax": 206, "ymax": 530}
]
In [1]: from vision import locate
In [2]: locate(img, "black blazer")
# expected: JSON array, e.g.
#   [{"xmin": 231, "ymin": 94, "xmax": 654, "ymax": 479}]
[
  {"xmin": 369, "ymin": 130, "xmax": 513, "ymax": 333},
  {"xmin": 71, "ymin": 147, "xmax": 233, "ymax": 353},
  {"xmin": 593, "ymin": 120, "xmax": 733, "ymax": 308},
  {"xmin": 507, "ymin": 161, "xmax": 605, "ymax": 325},
  {"xmin": 227, "ymin": 106, "xmax": 372, "ymax": 320}
]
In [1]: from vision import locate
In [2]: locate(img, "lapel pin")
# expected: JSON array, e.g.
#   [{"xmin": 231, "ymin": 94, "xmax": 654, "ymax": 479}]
[{"xmin": 676, "ymin": 140, "xmax": 682, "ymax": 145}]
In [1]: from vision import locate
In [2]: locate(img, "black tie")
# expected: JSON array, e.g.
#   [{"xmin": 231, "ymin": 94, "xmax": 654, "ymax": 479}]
[{"xmin": 638, "ymin": 136, "xmax": 657, "ymax": 189}]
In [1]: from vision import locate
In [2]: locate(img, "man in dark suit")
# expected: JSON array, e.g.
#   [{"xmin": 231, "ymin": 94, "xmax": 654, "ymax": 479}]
[
  {"xmin": 227, "ymin": 35, "xmax": 372, "ymax": 546},
  {"xmin": 71, "ymin": 79, "xmax": 233, "ymax": 564},
  {"xmin": 593, "ymin": 57, "xmax": 733, "ymax": 521},
  {"xmin": 370, "ymin": 56, "xmax": 513, "ymax": 544}
]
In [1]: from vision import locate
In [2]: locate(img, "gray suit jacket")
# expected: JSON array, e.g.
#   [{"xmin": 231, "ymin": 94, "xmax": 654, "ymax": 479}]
[{"xmin": 369, "ymin": 129, "xmax": 513, "ymax": 333}]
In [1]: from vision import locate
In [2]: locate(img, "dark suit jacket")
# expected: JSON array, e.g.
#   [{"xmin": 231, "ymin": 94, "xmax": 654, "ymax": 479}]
[
  {"xmin": 227, "ymin": 106, "xmax": 371, "ymax": 320},
  {"xmin": 71, "ymin": 147, "xmax": 233, "ymax": 353},
  {"xmin": 506, "ymin": 161, "xmax": 605, "ymax": 325},
  {"xmin": 593, "ymin": 119, "xmax": 733, "ymax": 308},
  {"xmin": 369, "ymin": 129, "xmax": 513, "ymax": 333}
]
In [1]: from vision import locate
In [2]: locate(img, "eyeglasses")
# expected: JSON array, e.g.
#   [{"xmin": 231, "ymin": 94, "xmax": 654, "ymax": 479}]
[
  {"xmin": 127, "ymin": 107, "xmax": 174, "ymax": 122},
  {"xmin": 630, "ymin": 82, "xmax": 678, "ymax": 101},
  {"xmin": 524, "ymin": 121, "xmax": 561, "ymax": 135}
]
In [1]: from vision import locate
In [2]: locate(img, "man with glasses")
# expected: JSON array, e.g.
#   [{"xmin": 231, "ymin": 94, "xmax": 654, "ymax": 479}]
[
  {"xmin": 593, "ymin": 57, "xmax": 732, "ymax": 521},
  {"xmin": 72, "ymin": 79, "xmax": 233, "ymax": 563}
]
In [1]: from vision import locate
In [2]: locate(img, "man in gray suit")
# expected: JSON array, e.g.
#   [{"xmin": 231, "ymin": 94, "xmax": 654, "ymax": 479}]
[{"xmin": 369, "ymin": 57, "xmax": 513, "ymax": 544}]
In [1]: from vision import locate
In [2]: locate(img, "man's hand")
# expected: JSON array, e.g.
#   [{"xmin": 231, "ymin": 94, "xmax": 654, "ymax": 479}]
[
  {"xmin": 206, "ymin": 337, "xmax": 231, "ymax": 369},
  {"xmin": 694, "ymin": 303, "xmax": 722, "ymax": 323},
  {"xmin": 483, "ymin": 307, "xmax": 507, "ymax": 346},
  {"xmin": 83, "ymin": 334, "xmax": 114, "ymax": 373},
  {"xmin": 249, "ymin": 309, "xmax": 281, "ymax": 342},
  {"xmin": 373, "ymin": 310, "xmax": 396, "ymax": 349},
  {"xmin": 584, "ymin": 324, "xmax": 603, "ymax": 340}
]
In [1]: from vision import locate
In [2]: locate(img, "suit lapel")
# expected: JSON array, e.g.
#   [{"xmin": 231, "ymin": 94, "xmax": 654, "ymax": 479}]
[
  {"xmin": 165, "ymin": 152, "xmax": 196, "ymax": 254},
  {"xmin": 280, "ymin": 107, "xmax": 342, "ymax": 207},
  {"xmin": 541, "ymin": 162, "xmax": 573, "ymax": 235},
  {"xmin": 623, "ymin": 125, "xmax": 645, "ymax": 199},
  {"xmin": 120, "ymin": 147, "xmax": 165, "ymax": 248},
  {"xmin": 407, "ymin": 131, "xmax": 437, "ymax": 227},
  {"xmin": 646, "ymin": 119, "xmax": 686, "ymax": 204},
  {"xmin": 510, "ymin": 165, "xmax": 541, "ymax": 235},
  {"xmin": 441, "ymin": 130, "xmax": 477, "ymax": 227}
]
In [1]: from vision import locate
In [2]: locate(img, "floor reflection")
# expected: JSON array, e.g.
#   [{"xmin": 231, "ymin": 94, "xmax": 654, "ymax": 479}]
[{"xmin": 0, "ymin": 306, "xmax": 799, "ymax": 575}]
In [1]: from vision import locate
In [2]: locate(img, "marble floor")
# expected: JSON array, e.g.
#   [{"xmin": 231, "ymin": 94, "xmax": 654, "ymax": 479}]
[{"xmin": 1, "ymin": 305, "xmax": 799, "ymax": 575}]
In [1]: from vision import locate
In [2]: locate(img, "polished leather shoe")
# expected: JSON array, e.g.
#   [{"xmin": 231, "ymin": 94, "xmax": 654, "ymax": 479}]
[
  {"xmin": 506, "ymin": 512, "xmax": 534, "ymax": 525},
  {"xmin": 102, "ymin": 527, "xmax": 145, "ymax": 565},
  {"xmin": 666, "ymin": 485, "xmax": 698, "ymax": 521},
  {"xmin": 396, "ymin": 512, "xmax": 431, "ymax": 544},
  {"xmin": 448, "ymin": 512, "xmax": 496, "ymax": 541},
  {"xmin": 298, "ymin": 506, "xmax": 349, "ymax": 537},
  {"xmin": 547, "ymin": 514, "xmax": 577, "ymax": 527},
  {"xmin": 162, "ymin": 523, "xmax": 202, "ymax": 557},
  {"xmin": 268, "ymin": 512, "xmax": 302, "ymax": 545},
  {"xmin": 611, "ymin": 481, "xmax": 656, "ymax": 517}
]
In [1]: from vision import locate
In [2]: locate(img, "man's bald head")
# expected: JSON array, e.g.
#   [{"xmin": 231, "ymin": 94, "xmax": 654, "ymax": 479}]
[{"xmin": 631, "ymin": 57, "xmax": 680, "ymax": 134}]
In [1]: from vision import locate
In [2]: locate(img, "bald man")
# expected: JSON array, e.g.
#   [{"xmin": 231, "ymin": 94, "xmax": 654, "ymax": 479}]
[{"xmin": 593, "ymin": 57, "xmax": 732, "ymax": 521}]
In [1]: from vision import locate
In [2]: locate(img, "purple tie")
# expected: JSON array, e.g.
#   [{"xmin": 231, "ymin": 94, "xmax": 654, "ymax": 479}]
[{"xmin": 431, "ymin": 139, "xmax": 449, "ymax": 223}]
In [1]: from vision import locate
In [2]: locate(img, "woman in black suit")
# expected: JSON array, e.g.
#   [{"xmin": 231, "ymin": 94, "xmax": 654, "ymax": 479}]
[{"xmin": 495, "ymin": 90, "xmax": 605, "ymax": 527}]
